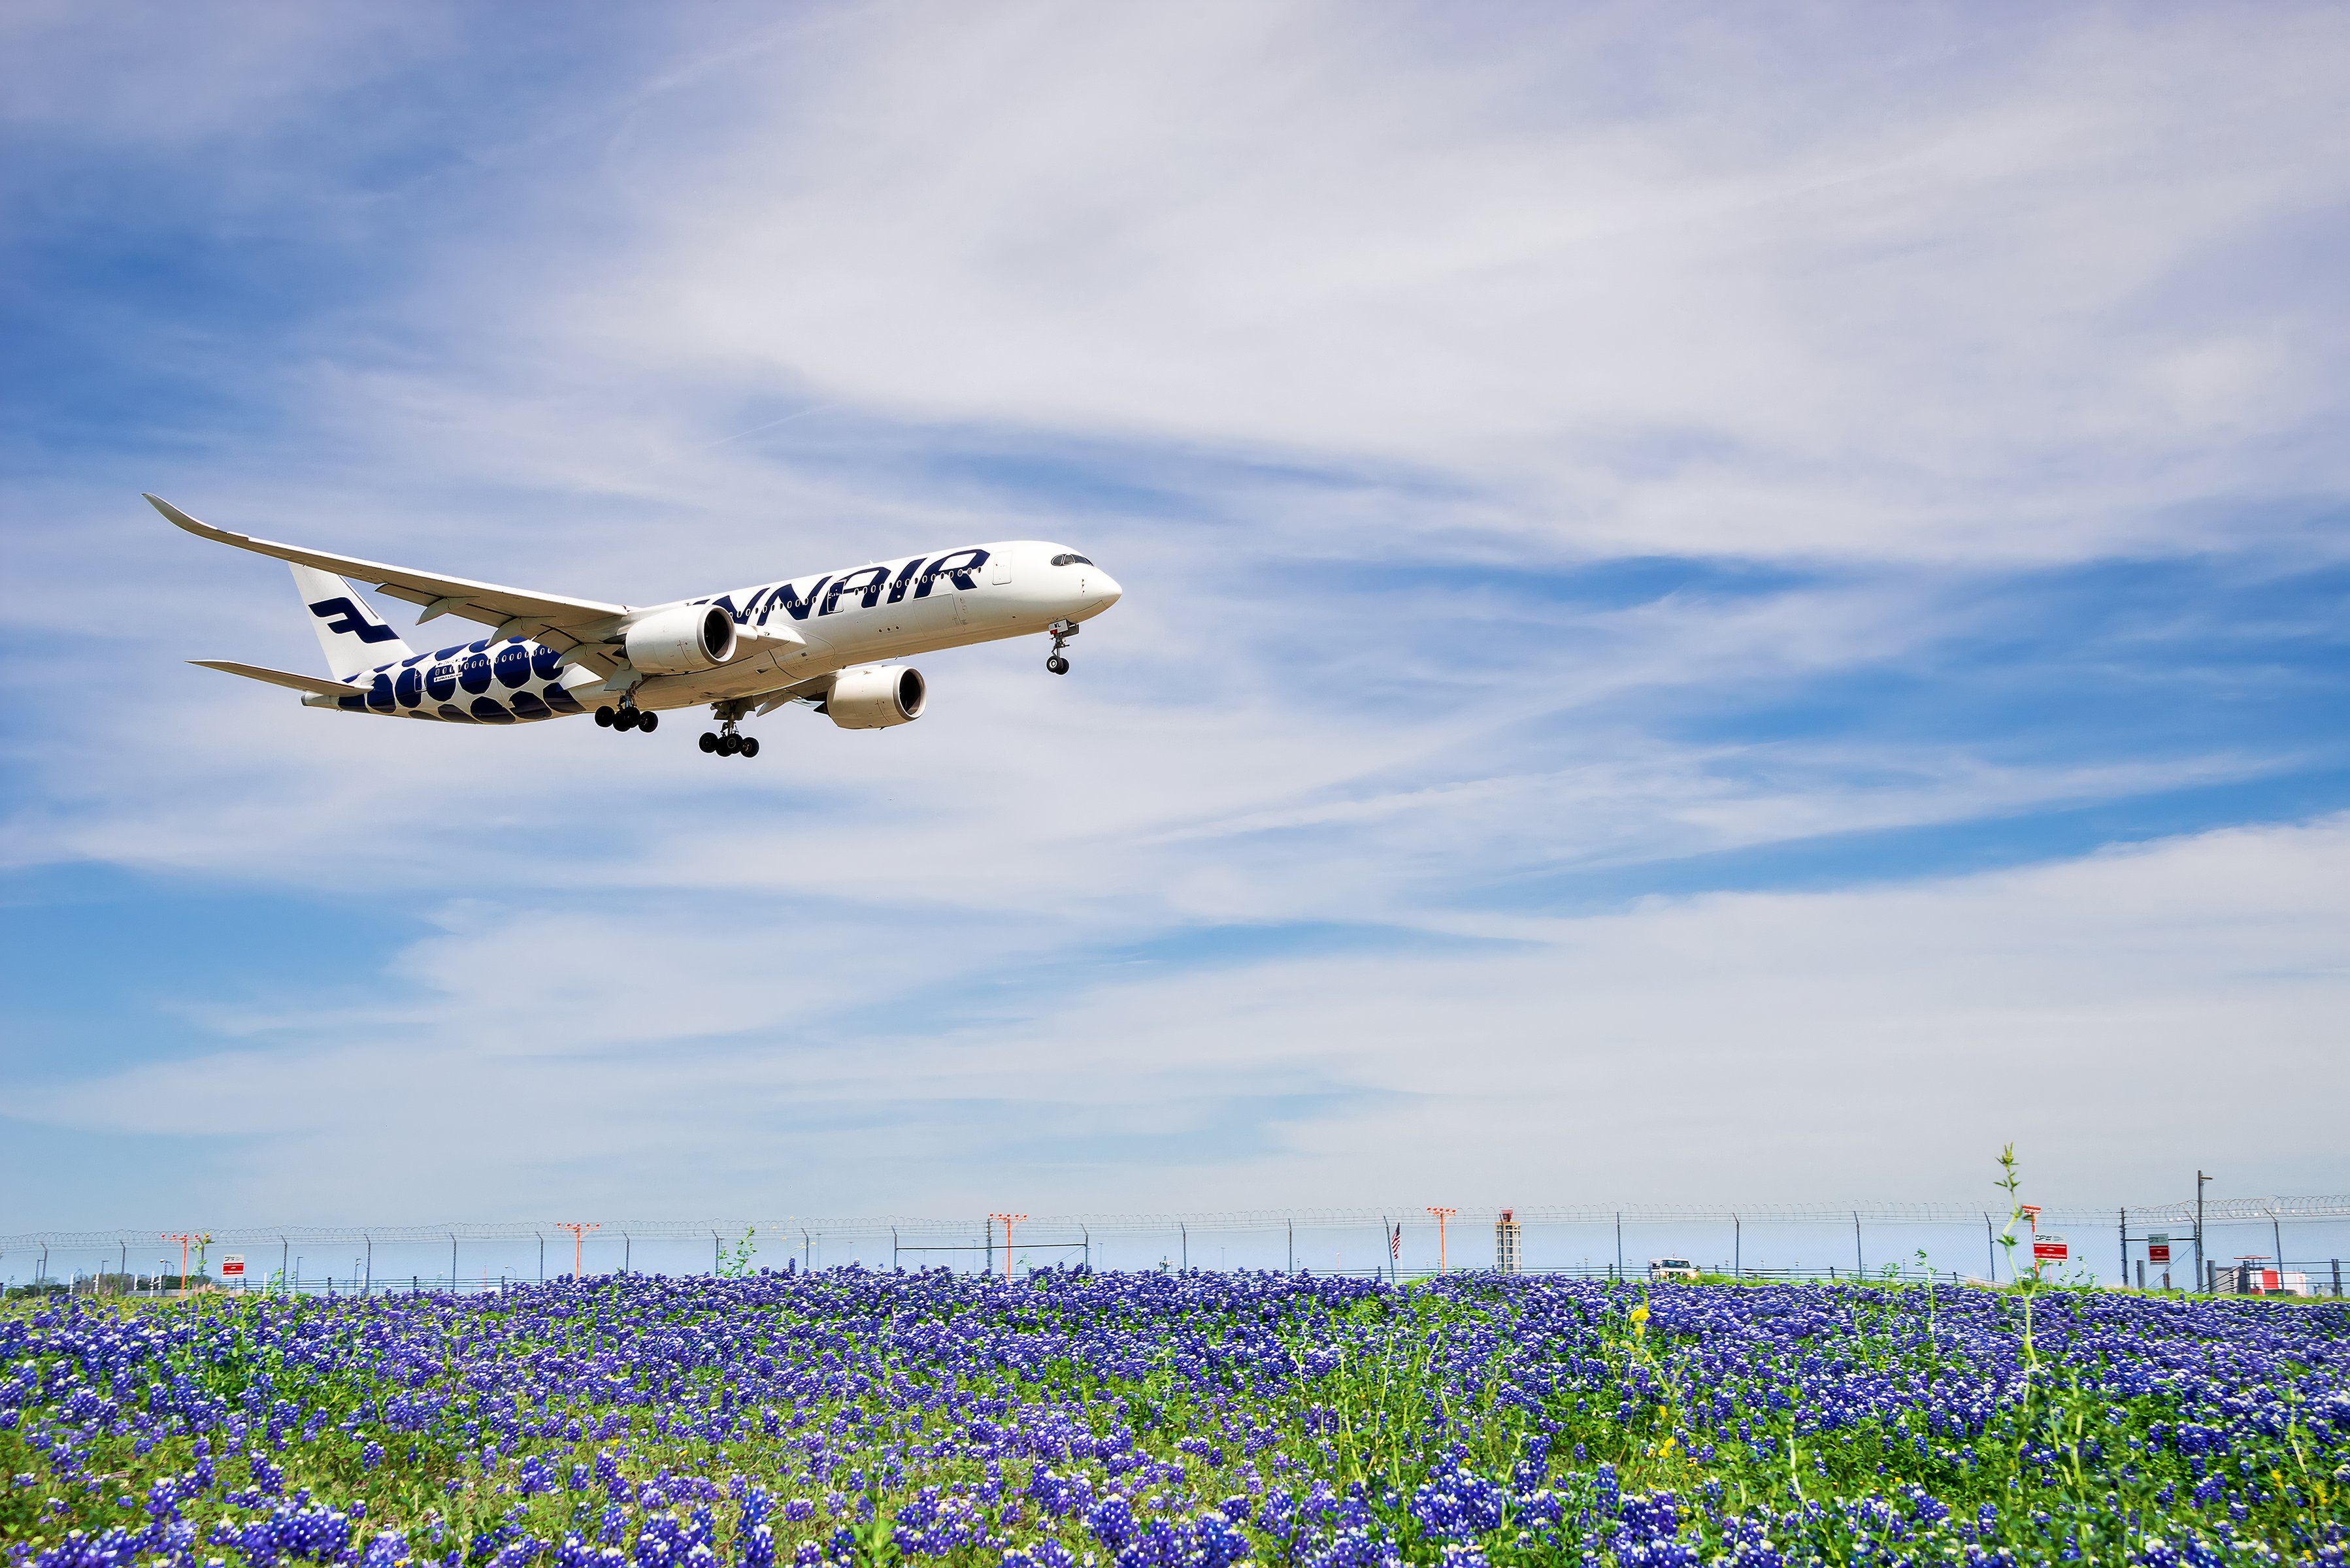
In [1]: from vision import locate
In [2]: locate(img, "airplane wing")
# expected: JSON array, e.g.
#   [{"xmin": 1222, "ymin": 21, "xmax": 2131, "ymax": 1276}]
[
  {"xmin": 148, "ymin": 495, "xmax": 631, "ymax": 670},
  {"xmin": 190, "ymin": 659, "xmax": 358, "ymax": 698}
]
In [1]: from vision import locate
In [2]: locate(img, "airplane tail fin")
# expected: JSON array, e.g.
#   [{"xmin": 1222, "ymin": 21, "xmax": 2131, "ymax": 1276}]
[{"xmin": 290, "ymin": 564, "xmax": 414, "ymax": 679}]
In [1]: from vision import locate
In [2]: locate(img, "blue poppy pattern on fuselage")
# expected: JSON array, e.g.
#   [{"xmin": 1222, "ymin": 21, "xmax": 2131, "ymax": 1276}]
[{"xmin": 343, "ymin": 638, "xmax": 583, "ymax": 723}]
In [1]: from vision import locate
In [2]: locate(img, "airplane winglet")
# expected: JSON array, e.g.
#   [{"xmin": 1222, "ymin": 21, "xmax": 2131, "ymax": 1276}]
[{"xmin": 145, "ymin": 493, "xmax": 225, "ymax": 539}]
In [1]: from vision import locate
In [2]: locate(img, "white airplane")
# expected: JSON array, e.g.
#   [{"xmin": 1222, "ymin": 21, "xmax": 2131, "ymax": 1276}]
[{"xmin": 150, "ymin": 494, "xmax": 1121, "ymax": 758}]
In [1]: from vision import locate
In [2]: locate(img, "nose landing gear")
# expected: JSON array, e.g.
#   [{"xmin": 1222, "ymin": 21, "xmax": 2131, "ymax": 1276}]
[{"xmin": 1045, "ymin": 619, "xmax": 1079, "ymax": 675}]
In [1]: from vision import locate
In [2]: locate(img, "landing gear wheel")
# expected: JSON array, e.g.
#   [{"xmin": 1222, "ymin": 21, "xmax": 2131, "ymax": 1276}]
[
  {"xmin": 637, "ymin": 710, "xmax": 658, "ymax": 733},
  {"xmin": 1044, "ymin": 618, "xmax": 1079, "ymax": 674},
  {"xmin": 595, "ymin": 706, "xmax": 616, "ymax": 728},
  {"xmin": 705, "ymin": 705, "xmax": 759, "ymax": 757},
  {"xmin": 613, "ymin": 708, "xmax": 639, "ymax": 732}
]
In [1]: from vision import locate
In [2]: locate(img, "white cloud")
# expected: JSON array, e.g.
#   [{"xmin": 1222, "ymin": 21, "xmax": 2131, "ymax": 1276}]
[
  {"xmin": 22, "ymin": 813, "xmax": 2349, "ymax": 1218},
  {"xmin": 520, "ymin": 1, "xmax": 2350, "ymax": 562}
]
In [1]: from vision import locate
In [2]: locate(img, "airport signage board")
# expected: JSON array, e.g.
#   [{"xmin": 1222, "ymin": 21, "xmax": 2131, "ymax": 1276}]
[
  {"xmin": 2032, "ymin": 1235, "xmax": 2068, "ymax": 1262},
  {"xmin": 2147, "ymin": 1242, "xmax": 2171, "ymax": 1264},
  {"xmin": 220, "ymin": 1256, "xmax": 245, "ymax": 1278}
]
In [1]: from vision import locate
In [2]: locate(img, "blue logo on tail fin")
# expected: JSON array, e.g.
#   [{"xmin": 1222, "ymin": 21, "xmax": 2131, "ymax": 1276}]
[{"xmin": 308, "ymin": 597, "xmax": 399, "ymax": 642}]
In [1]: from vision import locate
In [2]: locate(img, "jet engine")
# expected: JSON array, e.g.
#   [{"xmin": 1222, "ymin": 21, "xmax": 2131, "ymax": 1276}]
[
  {"xmin": 825, "ymin": 665, "xmax": 926, "ymax": 729},
  {"xmin": 625, "ymin": 604, "xmax": 738, "ymax": 675}
]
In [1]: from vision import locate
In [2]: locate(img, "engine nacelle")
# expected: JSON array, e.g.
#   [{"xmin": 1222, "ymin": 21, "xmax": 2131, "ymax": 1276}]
[
  {"xmin": 825, "ymin": 665, "xmax": 926, "ymax": 729},
  {"xmin": 625, "ymin": 604, "xmax": 738, "ymax": 675}
]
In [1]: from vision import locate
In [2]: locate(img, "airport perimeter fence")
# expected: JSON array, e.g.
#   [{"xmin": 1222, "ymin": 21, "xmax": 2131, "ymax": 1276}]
[{"xmin": 8, "ymin": 1197, "xmax": 2349, "ymax": 1299}]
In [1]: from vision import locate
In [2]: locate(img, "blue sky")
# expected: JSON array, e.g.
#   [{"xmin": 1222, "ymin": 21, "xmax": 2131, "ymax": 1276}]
[{"xmin": 4, "ymin": 2, "xmax": 2348, "ymax": 1231}]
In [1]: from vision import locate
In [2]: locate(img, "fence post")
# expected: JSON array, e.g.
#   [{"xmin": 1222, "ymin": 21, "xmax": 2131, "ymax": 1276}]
[
  {"xmin": 364, "ymin": 1235, "xmax": 372, "ymax": 1296},
  {"xmin": 450, "ymin": 1234, "xmax": 457, "ymax": 1291},
  {"xmin": 1984, "ymin": 1213, "xmax": 1995, "ymax": 1282},
  {"xmin": 1615, "ymin": 1212, "xmax": 1622, "ymax": 1280},
  {"xmin": 2332, "ymin": 1259, "xmax": 2342, "ymax": 1298},
  {"xmin": 1853, "ymin": 1212, "xmax": 1862, "ymax": 1277},
  {"xmin": 1732, "ymin": 1214, "xmax": 1741, "ymax": 1279},
  {"xmin": 2119, "ymin": 1208, "xmax": 2127, "ymax": 1289},
  {"xmin": 891, "ymin": 1228, "xmax": 899, "ymax": 1271},
  {"xmin": 537, "ymin": 1233, "xmax": 544, "ymax": 1283},
  {"xmin": 1288, "ymin": 1219, "xmax": 1293, "ymax": 1274},
  {"xmin": 1081, "ymin": 1224, "xmax": 1090, "ymax": 1271},
  {"xmin": 1180, "ymin": 1222, "xmax": 1187, "ymax": 1271},
  {"xmin": 2270, "ymin": 1210, "xmax": 2284, "ymax": 1283}
]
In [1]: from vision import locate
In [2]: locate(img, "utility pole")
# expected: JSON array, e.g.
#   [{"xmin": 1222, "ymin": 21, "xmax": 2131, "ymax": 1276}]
[
  {"xmin": 1427, "ymin": 1207, "xmax": 1457, "ymax": 1273},
  {"xmin": 2195, "ymin": 1171, "xmax": 2210, "ymax": 1292}
]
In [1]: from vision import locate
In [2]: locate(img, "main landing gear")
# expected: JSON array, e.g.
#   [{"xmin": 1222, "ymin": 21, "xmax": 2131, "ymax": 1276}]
[
  {"xmin": 595, "ymin": 704, "xmax": 658, "ymax": 733},
  {"xmin": 699, "ymin": 708, "xmax": 759, "ymax": 759},
  {"xmin": 1046, "ymin": 619, "xmax": 1079, "ymax": 675}
]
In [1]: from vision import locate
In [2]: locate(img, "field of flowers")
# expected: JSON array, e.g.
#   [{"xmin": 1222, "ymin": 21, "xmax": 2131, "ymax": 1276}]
[{"xmin": 4, "ymin": 1268, "xmax": 2345, "ymax": 1568}]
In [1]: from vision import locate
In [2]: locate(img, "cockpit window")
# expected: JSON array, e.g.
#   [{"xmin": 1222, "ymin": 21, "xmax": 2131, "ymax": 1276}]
[{"xmin": 1050, "ymin": 553, "xmax": 1094, "ymax": 567}]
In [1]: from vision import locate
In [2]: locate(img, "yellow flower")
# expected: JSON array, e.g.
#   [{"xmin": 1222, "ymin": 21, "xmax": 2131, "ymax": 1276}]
[
  {"xmin": 1630, "ymin": 1305, "xmax": 1650, "ymax": 1323},
  {"xmin": 1655, "ymin": 1435, "xmax": 1676, "ymax": 1456}
]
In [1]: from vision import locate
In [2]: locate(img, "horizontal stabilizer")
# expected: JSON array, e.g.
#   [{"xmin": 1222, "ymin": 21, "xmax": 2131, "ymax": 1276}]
[{"xmin": 189, "ymin": 659, "xmax": 357, "ymax": 699}]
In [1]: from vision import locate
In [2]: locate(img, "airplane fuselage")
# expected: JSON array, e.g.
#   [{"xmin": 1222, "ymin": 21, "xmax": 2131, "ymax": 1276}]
[{"xmin": 314, "ymin": 540, "xmax": 1119, "ymax": 724}]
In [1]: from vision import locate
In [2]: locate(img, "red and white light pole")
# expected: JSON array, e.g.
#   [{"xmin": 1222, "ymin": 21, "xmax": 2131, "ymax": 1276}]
[
  {"xmin": 990, "ymin": 1214, "xmax": 1027, "ymax": 1281},
  {"xmin": 556, "ymin": 1222, "xmax": 600, "ymax": 1279},
  {"xmin": 161, "ymin": 1233, "xmax": 199, "ymax": 1299}
]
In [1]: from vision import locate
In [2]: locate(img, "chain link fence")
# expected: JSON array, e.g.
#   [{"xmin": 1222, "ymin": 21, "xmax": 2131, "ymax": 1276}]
[{"xmin": 8, "ymin": 1198, "xmax": 2347, "ymax": 1298}]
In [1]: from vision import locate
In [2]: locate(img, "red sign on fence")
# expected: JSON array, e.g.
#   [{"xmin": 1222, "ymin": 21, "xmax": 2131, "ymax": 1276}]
[
  {"xmin": 2032, "ymin": 1235, "xmax": 2068, "ymax": 1262},
  {"xmin": 220, "ymin": 1256, "xmax": 246, "ymax": 1278},
  {"xmin": 2147, "ymin": 1243, "xmax": 2170, "ymax": 1264}
]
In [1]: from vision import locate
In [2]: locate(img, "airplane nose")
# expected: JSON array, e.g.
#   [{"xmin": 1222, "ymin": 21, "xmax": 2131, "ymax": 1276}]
[{"xmin": 1090, "ymin": 572, "xmax": 1122, "ymax": 609}]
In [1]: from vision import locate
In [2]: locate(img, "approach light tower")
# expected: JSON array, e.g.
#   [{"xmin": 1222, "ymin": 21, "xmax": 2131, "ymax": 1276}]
[
  {"xmin": 1495, "ymin": 1209, "xmax": 1522, "ymax": 1275},
  {"xmin": 556, "ymin": 1222, "xmax": 601, "ymax": 1280},
  {"xmin": 990, "ymin": 1214, "xmax": 1028, "ymax": 1281},
  {"xmin": 161, "ymin": 1233, "xmax": 201, "ymax": 1299},
  {"xmin": 1427, "ymin": 1207, "xmax": 1458, "ymax": 1273}
]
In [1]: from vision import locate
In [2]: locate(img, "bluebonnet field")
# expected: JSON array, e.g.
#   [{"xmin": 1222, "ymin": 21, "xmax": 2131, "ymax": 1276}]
[{"xmin": 3, "ymin": 1269, "xmax": 2345, "ymax": 1568}]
